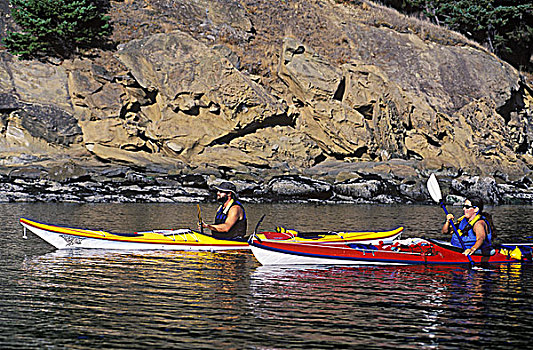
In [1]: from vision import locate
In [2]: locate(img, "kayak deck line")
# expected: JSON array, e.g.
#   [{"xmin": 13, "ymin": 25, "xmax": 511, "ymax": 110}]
[{"xmin": 147, "ymin": 229, "xmax": 199, "ymax": 242}]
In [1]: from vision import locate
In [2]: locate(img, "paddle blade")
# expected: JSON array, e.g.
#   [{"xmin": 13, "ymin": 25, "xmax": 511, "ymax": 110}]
[
  {"xmin": 427, "ymin": 174, "xmax": 443, "ymax": 203},
  {"xmin": 197, "ymin": 204, "xmax": 204, "ymax": 235},
  {"xmin": 196, "ymin": 204, "xmax": 202, "ymax": 223}
]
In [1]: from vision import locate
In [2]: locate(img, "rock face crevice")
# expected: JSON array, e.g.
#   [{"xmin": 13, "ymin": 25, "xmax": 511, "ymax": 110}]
[
  {"xmin": 1, "ymin": 0, "xmax": 533, "ymax": 204},
  {"xmin": 207, "ymin": 112, "xmax": 296, "ymax": 147}
]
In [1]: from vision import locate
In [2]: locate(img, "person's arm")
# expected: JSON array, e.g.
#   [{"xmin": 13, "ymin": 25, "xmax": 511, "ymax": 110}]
[
  {"xmin": 463, "ymin": 221, "xmax": 487, "ymax": 256},
  {"xmin": 204, "ymin": 206, "xmax": 242, "ymax": 233},
  {"xmin": 442, "ymin": 213, "xmax": 454, "ymax": 235}
]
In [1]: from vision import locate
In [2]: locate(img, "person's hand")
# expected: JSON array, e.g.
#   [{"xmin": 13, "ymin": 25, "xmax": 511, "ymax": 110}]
[
  {"xmin": 463, "ymin": 248, "xmax": 473, "ymax": 256},
  {"xmin": 446, "ymin": 213, "xmax": 454, "ymax": 221}
]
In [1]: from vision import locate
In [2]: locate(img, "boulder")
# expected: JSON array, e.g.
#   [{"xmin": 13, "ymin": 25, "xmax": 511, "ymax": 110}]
[
  {"xmin": 116, "ymin": 30, "xmax": 286, "ymax": 161},
  {"xmin": 266, "ymin": 175, "xmax": 333, "ymax": 201}
]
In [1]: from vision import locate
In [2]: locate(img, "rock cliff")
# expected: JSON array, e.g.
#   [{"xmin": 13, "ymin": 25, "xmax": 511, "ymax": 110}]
[{"xmin": 1, "ymin": 0, "xmax": 532, "ymax": 204}]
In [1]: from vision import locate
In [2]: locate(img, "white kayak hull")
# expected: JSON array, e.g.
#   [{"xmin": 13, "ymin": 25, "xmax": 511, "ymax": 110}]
[
  {"xmin": 20, "ymin": 218, "xmax": 250, "ymax": 251},
  {"xmin": 250, "ymin": 244, "xmax": 407, "ymax": 266}
]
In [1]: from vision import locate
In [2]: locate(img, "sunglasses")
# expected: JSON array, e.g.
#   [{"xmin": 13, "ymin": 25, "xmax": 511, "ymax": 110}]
[{"xmin": 462, "ymin": 204, "xmax": 476, "ymax": 209}]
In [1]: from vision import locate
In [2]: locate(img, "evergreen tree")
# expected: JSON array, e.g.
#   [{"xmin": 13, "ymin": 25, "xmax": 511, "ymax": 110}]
[
  {"xmin": 3, "ymin": 0, "xmax": 112, "ymax": 59},
  {"xmin": 380, "ymin": 0, "xmax": 533, "ymax": 70}
]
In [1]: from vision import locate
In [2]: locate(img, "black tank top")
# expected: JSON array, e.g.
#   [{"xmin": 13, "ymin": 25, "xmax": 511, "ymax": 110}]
[{"xmin": 213, "ymin": 199, "xmax": 247, "ymax": 239}]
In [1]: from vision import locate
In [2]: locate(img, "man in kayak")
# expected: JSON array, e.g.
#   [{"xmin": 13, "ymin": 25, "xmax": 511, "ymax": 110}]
[
  {"xmin": 200, "ymin": 181, "xmax": 247, "ymax": 240},
  {"xmin": 441, "ymin": 196, "xmax": 494, "ymax": 256}
]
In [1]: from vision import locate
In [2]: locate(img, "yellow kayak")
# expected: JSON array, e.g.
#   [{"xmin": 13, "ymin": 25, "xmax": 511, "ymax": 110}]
[
  {"xmin": 255, "ymin": 226, "xmax": 403, "ymax": 245},
  {"xmin": 20, "ymin": 217, "xmax": 403, "ymax": 251},
  {"xmin": 20, "ymin": 217, "xmax": 249, "ymax": 251}
]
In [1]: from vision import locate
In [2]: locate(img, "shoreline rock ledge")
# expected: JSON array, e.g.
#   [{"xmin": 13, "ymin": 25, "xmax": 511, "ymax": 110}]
[{"xmin": 1, "ymin": 159, "xmax": 532, "ymax": 205}]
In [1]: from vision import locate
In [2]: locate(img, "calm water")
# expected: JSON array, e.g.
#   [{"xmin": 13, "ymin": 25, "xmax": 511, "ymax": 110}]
[{"xmin": 1, "ymin": 203, "xmax": 533, "ymax": 349}]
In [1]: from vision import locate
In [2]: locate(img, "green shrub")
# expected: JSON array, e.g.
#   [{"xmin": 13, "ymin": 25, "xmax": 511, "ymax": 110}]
[
  {"xmin": 3, "ymin": 0, "xmax": 112, "ymax": 59},
  {"xmin": 380, "ymin": 0, "xmax": 533, "ymax": 71}
]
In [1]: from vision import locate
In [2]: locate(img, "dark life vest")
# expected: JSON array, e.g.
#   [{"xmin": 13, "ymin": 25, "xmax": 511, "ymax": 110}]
[{"xmin": 213, "ymin": 199, "xmax": 247, "ymax": 239}]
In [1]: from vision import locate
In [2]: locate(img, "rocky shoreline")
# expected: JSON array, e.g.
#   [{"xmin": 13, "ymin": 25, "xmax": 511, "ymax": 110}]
[{"xmin": 2, "ymin": 160, "xmax": 532, "ymax": 205}]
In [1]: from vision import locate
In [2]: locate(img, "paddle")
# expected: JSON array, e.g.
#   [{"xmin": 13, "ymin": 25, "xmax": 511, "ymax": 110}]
[
  {"xmin": 427, "ymin": 174, "xmax": 474, "ymax": 266},
  {"xmin": 197, "ymin": 204, "xmax": 204, "ymax": 235},
  {"xmin": 250, "ymin": 214, "xmax": 266, "ymax": 243}
]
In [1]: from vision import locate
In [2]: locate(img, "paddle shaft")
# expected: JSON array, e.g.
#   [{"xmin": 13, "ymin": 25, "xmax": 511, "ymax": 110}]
[
  {"xmin": 251, "ymin": 214, "xmax": 266, "ymax": 243},
  {"xmin": 440, "ymin": 202, "xmax": 474, "ymax": 265}
]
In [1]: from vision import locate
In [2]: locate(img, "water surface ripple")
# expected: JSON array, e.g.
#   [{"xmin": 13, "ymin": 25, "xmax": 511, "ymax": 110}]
[{"xmin": 1, "ymin": 203, "xmax": 533, "ymax": 349}]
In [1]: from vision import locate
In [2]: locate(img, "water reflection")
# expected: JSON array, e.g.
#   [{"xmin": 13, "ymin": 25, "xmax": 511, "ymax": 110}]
[
  {"xmin": 249, "ymin": 265, "xmax": 457, "ymax": 348},
  {"xmin": 12, "ymin": 249, "xmax": 259, "ymax": 349},
  {"xmin": 249, "ymin": 263, "xmax": 533, "ymax": 349},
  {"xmin": 2, "ymin": 203, "xmax": 533, "ymax": 349}
]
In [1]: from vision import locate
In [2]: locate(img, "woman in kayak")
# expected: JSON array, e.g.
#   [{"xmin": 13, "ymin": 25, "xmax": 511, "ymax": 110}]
[
  {"xmin": 200, "ymin": 181, "xmax": 247, "ymax": 240},
  {"xmin": 441, "ymin": 196, "xmax": 494, "ymax": 256}
]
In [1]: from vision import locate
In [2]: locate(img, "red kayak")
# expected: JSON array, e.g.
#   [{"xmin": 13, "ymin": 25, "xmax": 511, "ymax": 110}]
[{"xmin": 250, "ymin": 236, "xmax": 533, "ymax": 266}]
